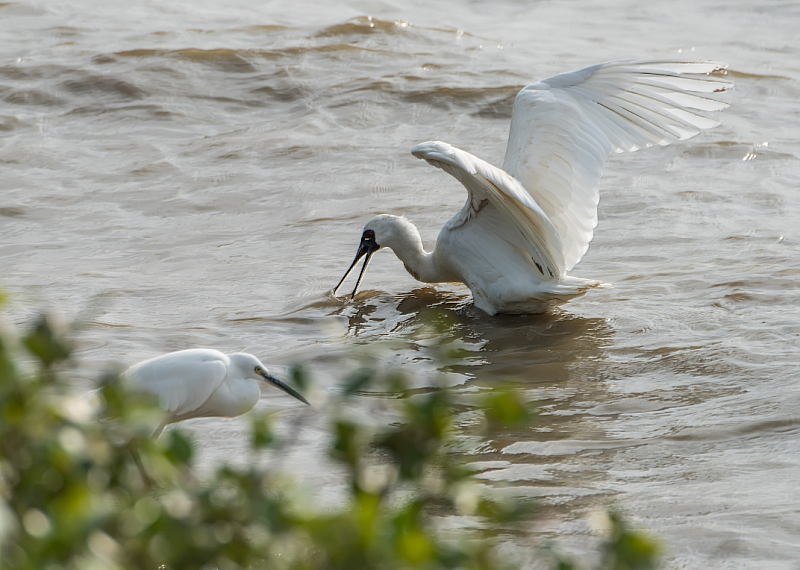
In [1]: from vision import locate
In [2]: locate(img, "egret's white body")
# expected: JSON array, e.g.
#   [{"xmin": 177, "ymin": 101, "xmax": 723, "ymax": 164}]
[
  {"xmin": 120, "ymin": 349, "xmax": 309, "ymax": 435},
  {"xmin": 334, "ymin": 60, "xmax": 732, "ymax": 315}
]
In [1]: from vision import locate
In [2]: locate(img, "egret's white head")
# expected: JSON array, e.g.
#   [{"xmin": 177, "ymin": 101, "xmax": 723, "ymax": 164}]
[
  {"xmin": 229, "ymin": 353, "xmax": 310, "ymax": 405},
  {"xmin": 332, "ymin": 214, "xmax": 417, "ymax": 299}
]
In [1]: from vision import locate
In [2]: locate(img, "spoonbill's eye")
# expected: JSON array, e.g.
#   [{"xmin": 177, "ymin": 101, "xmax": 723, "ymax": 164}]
[{"xmin": 363, "ymin": 230, "xmax": 375, "ymax": 241}]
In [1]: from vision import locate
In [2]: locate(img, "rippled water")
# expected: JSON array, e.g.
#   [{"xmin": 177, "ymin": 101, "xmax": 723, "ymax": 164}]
[{"xmin": 3, "ymin": 0, "xmax": 800, "ymax": 567}]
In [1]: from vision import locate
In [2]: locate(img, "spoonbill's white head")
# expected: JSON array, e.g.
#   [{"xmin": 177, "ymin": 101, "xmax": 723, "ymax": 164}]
[{"xmin": 332, "ymin": 215, "xmax": 421, "ymax": 299}]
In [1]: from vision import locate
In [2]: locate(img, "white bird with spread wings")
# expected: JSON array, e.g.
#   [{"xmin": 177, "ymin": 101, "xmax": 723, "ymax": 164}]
[{"xmin": 333, "ymin": 60, "xmax": 732, "ymax": 315}]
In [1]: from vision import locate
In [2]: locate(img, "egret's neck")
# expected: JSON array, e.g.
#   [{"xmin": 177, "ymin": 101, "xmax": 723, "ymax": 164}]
[{"xmin": 384, "ymin": 222, "xmax": 453, "ymax": 284}]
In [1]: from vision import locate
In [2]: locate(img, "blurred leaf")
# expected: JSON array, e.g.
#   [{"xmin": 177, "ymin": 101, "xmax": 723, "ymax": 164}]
[
  {"xmin": 0, "ymin": 309, "xmax": 662, "ymax": 570},
  {"xmin": 396, "ymin": 526, "xmax": 434, "ymax": 564},
  {"xmin": 23, "ymin": 315, "xmax": 71, "ymax": 368},
  {"xmin": 290, "ymin": 364, "xmax": 309, "ymax": 391},
  {"xmin": 343, "ymin": 367, "xmax": 374, "ymax": 396},
  {"xmin": 331, "ymin": 420, "xmax": 360, "ymax": 470},
  {"xmin": 601, "ymin": 511, "xmax": 662, "ymax": 570},
  {"xmin": 250, "ymin": 412, "xmax": 276, "ymax": 449},
  {"xmin": 476, "ymin": 497, "xmax": 534, "ymax": 524},
  {"xmin": 483, "ymin": 389, "xmax": 536, "ymax": 431},
  {"xmin": 162, "ymin": 430, "xmax": 193, "ymax": 465}
]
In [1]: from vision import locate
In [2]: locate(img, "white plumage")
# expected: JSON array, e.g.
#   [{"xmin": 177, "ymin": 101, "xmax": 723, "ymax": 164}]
[
  {"xmin": 333, "ymin": 60, "xmax": 732, "ymax": 315},
  {"xmin": 119, "ymin": 349, "xmax": 309, "ymax": 436}
]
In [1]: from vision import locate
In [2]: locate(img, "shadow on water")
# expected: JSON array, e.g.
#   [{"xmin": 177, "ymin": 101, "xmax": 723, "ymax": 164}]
[
  {"xmin": 340, "ymin": 287, "xmax": 613, "ymax": 381},
  {"xmin": 311, "ymin": 287, "xmax": 627, "ymax": 514},
  {"xmin": 270, "ymin": 285, "xmax": 615, "ymax": 396},
  {"xmin": 246, "ymin": 286, "xmax": 629, "ymax": 514}
]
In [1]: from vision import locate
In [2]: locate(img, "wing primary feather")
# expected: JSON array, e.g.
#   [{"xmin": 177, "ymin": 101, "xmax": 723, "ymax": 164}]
[{"xmin": 503, "ymin": 59, "xmax": 731, "ymax": 271}]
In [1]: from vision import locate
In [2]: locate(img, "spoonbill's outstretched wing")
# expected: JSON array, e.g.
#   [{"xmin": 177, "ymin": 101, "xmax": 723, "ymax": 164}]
[
  {"xmin": 503, "ymin": 60, "xmax": 732, "ymax": 271},
  {"xmin": 122, "ymin": 348, "xmax": 228, "ymax": 418},
  {"xmin": 412, "ymin": 140, "xmax": 565, "ymax": 279}
]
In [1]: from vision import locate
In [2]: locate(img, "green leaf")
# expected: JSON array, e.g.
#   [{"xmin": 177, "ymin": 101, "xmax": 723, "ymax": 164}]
[
  {"xmin": 23, "ymin": 316, "xmax": 71, "ymax": 368},
  {"xmin": 162, "ymin": 429, "xmax": 193, "ymax": 465},
  {"xmin": 483, "ymin": 388, "xmax": 536, "ymax": 430},
  {"xmin": 250, "ymin": 412, "xmax": 276, "ymax": 449}
]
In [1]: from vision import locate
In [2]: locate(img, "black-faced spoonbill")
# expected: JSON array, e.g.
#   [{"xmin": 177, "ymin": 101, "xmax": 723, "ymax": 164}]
[{"xmin": 333, "ymin": 60, "xmax": 732, "ymax": 315}]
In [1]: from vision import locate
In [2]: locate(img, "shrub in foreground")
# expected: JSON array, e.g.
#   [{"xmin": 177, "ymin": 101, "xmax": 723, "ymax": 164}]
[{"xmin": 0, "ymin": 309, "xmax": 660, "ymax": 569}]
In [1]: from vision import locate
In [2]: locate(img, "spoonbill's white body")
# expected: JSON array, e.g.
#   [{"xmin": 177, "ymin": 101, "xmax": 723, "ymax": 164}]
[
  {"xmin": 333, "ymin": 60, "xmax": 732, "ymax": 315},
  {"xmin": 120, "ymin": 349, "xmax": 309, "ymax": 435}
]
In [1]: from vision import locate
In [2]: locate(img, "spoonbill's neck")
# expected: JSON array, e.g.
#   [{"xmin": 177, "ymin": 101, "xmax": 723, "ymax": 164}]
[{"xmin": 382, "ymin": 219, "xmax": 453, "ymax": 284}]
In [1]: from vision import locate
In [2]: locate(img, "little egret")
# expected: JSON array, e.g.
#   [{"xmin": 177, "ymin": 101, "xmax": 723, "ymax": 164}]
[
  {"xmin": 119, "ymin": 349, "xmax": 309, "ymax": 436},
  {"xmin": 333, "ymin": 60, "xmax": 732, "ymax": 315}
]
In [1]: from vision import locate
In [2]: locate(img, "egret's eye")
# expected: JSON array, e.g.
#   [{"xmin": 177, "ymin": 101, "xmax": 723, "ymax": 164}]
[{"xmin": 255, "ymin": 366, "xmax": 263, "ymax": 374}]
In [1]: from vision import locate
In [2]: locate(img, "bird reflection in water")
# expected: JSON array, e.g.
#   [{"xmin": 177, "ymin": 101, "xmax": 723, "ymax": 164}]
[
  {"xmin": 332, "ymin": 287, "xmax": 622, "ymax": 514},
  {"xmin": 337, "ymin": 287, "xmax": 612, "ymax": 375}
]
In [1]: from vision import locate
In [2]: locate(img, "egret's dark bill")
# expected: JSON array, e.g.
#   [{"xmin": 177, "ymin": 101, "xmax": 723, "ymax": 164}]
[{"xmin": 261, "ymin": 372, "xmax": 310, "ymax": 405}]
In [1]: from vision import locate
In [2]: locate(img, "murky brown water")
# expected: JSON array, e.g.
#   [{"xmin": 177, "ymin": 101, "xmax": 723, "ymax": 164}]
[{"xmin": 3, "ymin": 0, "xmax": 800, "ymax": 567}]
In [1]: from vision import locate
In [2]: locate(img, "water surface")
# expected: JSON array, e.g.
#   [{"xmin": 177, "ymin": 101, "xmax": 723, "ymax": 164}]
[{"xmin": 2, "ymin": 0, "xmax": 799, "ymax": 567}]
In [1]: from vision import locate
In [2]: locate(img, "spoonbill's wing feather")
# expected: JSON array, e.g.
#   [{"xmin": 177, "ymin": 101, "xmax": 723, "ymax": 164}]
[
  {"xmin": 503, "ymin": 60, "xmax": 731, "ymax": 271},
  {"xmin": 122, "ymin": 349, "xmax": 229, "ymax": 417},
  {"xmin": 413, "ymin": 140, "xmax": 565, "ymax": 278}
]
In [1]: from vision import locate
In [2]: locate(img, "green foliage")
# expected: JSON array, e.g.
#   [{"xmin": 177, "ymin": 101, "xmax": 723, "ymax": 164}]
[
  {"xmin": 482, "ymin": 387, "xmax": 537, "ymax": 431},
  {"xmin": 0, "ymin": 310, "xmax": 662, "ymax": 570},
  {"xmin": 600, "ymin": 511, "xmax": 662, "ymax": 570}
]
